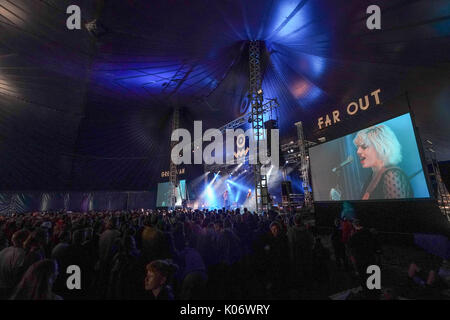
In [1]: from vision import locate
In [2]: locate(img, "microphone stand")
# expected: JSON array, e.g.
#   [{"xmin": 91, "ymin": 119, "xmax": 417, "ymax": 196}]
[{"xmin": 331, "ymin": 169, "xmax": 343, "ymax": 201}]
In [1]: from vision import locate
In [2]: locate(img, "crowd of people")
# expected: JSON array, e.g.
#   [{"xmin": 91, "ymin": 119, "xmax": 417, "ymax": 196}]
[{"xmin": 0, "ymin": 206, "xmax": 448, "ymax": 300}]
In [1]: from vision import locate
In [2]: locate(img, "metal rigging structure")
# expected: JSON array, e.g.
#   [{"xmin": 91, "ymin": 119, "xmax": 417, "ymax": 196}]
[
  {"xmin": 201, "ymin": 97, "xmax": 279, "ymax": 173},
  {"xmin": 249, "ymin": 41, "xmax": 269, "ymax": 213},
  {"xmin": 280, "ymin": 126, "xmax": 316, "ymax": 210},
  {"xmin": 169, "ymin": 107, "xmax": 180, "ymax": 209},
  {"xmin": 295, "ymin": 121, "xmax": 314, "ymax": 209},
  {"xmin": 196, "ymin": 41, "xmax": 279, "ymax": 213},
  {"xmin": 425, "ymin": 140, "xmax": 450, "ymax": 220}
]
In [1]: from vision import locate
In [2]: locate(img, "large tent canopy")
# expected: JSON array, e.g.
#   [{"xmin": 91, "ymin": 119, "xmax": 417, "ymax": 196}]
[{"xmin": 0, "ymin": 0, "xmax": 449, "ymax": 191}]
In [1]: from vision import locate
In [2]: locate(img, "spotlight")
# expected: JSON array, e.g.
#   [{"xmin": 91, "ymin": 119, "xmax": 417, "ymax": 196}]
[{"xmin": 290, "ymin": 149, "xmax": 294, "ymax": 153}]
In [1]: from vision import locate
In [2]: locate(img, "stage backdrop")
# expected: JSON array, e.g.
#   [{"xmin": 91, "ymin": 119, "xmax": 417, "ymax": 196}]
[{"xmin": 0, "ymin": 191, "xmax": 155, "ymax": 215}]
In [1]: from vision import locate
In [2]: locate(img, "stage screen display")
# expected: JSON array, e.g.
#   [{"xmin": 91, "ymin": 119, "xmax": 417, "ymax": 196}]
[
  {"xmin": 156, "ymin": 180, "xmax": 186, "ymax": 207},
  {"xmin": 309, "ymin": 113, "xmax": 430, "ymax": 201}
]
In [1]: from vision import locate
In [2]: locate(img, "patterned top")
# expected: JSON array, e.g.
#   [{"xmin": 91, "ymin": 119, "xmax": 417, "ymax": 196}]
[
  {"xmin": 363, "ymin": 167, "xmax": 414, "ymax": 200},
  {"xmin": 382, "ymin": 168, "xmax": 414, "ymax": 199}
]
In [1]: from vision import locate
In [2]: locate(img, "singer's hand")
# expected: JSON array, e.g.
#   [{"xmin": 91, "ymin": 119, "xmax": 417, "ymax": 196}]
[{"xmin": 330, "ymin": 188, "xmax": 341, "ymax": 200}]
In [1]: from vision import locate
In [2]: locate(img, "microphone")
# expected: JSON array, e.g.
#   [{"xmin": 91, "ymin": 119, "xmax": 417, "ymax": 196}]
[{"xmin": 332, "ymin": 156, "xmax": 353, "ymax": 172}]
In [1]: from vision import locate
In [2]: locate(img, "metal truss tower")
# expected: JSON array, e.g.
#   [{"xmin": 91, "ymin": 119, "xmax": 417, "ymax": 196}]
[
  {"xmin": 295, "ymin": 121, "xmax": 313, "ymax": 209},
  {"xmin": 249, "ymin": 41, "xmax": 268, "ymax": 213},
  {"xmin": 169, "ymin": 107, "xmax": 180, "ymax": 209},
  {"xmin": 426, "ymin": 141, "xmax": 450, "ymax": 220}
]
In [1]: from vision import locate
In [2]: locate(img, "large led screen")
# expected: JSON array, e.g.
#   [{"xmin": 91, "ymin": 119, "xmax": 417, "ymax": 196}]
[{"xmin": 309, "ymin": 113, "xmax": 430, "ymax": 201}]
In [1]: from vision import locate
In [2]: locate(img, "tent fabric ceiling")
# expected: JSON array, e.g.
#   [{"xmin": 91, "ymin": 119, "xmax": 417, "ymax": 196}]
[{"xmin": 0, "ymin": 0, "xmax": 449, "ymax": 190}]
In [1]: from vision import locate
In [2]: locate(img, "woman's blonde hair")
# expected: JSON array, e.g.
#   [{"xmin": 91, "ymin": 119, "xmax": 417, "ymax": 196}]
[{"xmin": 353, "ymin": 124, "xmax": 402, "ymax": 166}]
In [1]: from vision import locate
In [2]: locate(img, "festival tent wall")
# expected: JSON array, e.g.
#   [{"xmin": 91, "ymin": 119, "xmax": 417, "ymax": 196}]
[
  {"xmin": 0, "ymin": 0, "xmax": 449, "ymax": 198},
  {"xmin": 0, "ymin": 191, "xmax": 154, "ymax": 214}
]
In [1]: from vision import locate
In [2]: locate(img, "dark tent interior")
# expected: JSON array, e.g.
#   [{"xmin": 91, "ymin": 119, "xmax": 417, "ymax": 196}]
[{"xmin": 0, "ymin": 0, "xmax": 450, "ymax": 302}]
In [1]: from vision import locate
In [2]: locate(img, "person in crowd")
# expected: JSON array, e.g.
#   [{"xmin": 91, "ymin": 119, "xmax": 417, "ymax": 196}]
[
  {"xmin": 10, "ymin": 259, "xmax": 61, "ymax": 300},
  {"xmin": 0, "ymin": 207, "xmax": 416, "ymax": 301},
  {"xmin": 0, "ymin": 231, "xmax": 8, "ymax": 251},
  {"xmin": 263, "ymin": 221, "xmax": 290, "ymax": 299},
  {"xmin": 51, "ymin": 231, "xmax": 71, "ymax": 263},
  {"xmin": 144, "ymin": 259, "xmax": 178, "ymax": 300},
  {"xmin": 93, "ymin": 218, "xmax": 121, "ymax": 298},
  {"xmin": 286, "ymin": 214, "xmax": 314, "ymax": 291},
  {"xmin": 405, "ymin": 258, "xmax": 450, "ymax": 299},
  {"xmin": 0, "ymin": 229, "xmax": 30, "ymax": 299},
  {"xmin": 22, "ymin": 229, "xmax": 48, "ymax": 272},
  {"xmin": 331, "ymin": 218, "xmax": 348, "ymax": 270},
  {"xmin": 98, "ymin": 218, "xmax": 121, "ymax": 267},
  {"xmin": 82, "ymin": 227, "xmax": 97, "ymax": 279},
  {"xmin": 196, "ymin": 222, "xmax": 218, "ymax": 269},
  {"xmin": 348, "ymin": 219, "xmax": 381, "ymax": 299},
  {"xmin": 107, "ymin": 235, "xmax": 143, "ymax": 299},
  {"xmin": 176, "ymin": 232, "xmax": 208, "ymax": 300},
  {"xmin": 214, "ymin": 218, "xmax": 243, "ymax": 299},
  {"xmin": 141, "ymin": 215, "xmax": 167, "ymax": 263},
  {"xmin": 341, "ymin": 217, "xmax": 354, "ymax": 245},
  {"xmin": 312, "ymin": 237, "xmax": 331, "ymax": 286}
]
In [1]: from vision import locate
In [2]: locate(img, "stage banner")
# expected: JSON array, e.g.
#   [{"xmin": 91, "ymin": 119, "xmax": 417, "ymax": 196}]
[{"xmin": 307, "ymin": 90, "xmax": 410, "ymax": 143}]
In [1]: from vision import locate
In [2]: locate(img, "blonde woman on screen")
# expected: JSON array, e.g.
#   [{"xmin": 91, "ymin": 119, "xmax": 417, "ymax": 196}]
[{"xmin": 353, "ymin": 124, "xmax": 413, "ymax": 200}]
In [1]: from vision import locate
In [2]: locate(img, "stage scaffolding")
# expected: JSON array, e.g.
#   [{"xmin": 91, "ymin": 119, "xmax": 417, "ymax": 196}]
[
  {"xmin": 425, "ymin": 140, "xmax": 450, "ymax": 220},
  {"xmin": 295, "ymin": 121, "xmax": 313, "ymax": 209},
  {"xmin": 248, "ymin": 40, "xmax": 268, "ymax": 213},
  {"xmin": 198, "ymin": 42, "xmax": 319, "ymax": 213},
  {"xmin": 198, "ymin": 41, "xmax": 279, "ymax": 213},
  {"xmin": 169, "ymin": 107, "xmax": 180, "ymax": 209},
  {"xmin": 280, "ymin": 125, "xmax": 316, "ymax": 210}
]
